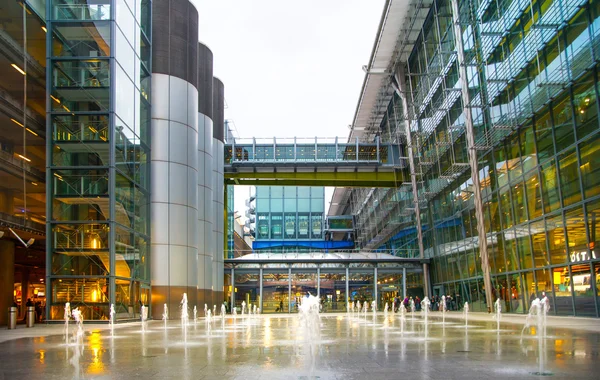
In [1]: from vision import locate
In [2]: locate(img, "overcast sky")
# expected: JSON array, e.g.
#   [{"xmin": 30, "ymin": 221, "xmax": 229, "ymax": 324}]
[{"xmin": 192, "ymin": 0, "xmax": 386, "ymax": 219}]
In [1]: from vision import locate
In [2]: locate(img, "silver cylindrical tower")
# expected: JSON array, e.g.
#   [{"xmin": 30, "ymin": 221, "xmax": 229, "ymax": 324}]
[
  {"xmin": 212, "ymin": 78, "xmax": 225, "ymax": 305},
  {"xmin": 150, "ymin": 0, "xmax": 199, "ymax": 319},
  {"xmin": 197, "ymin": 43, "xmax": 214, "ymax": 308}
]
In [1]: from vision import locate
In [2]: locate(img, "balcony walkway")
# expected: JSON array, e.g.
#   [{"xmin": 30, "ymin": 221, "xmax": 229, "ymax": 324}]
[{"xmin": 224, "ymin": 137, "xmax": 408, "ymax": 187}]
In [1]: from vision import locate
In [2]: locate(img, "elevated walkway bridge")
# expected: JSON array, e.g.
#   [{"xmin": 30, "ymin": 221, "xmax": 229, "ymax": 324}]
[{"xmin": 224, "ymin": 137, "xmax": 408, "ymax": 187}]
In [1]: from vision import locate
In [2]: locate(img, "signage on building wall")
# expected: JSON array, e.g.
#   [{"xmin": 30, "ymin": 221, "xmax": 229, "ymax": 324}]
[{"xmin": 569, "ymin": 250, "xmax": 597, "ymax": 263}]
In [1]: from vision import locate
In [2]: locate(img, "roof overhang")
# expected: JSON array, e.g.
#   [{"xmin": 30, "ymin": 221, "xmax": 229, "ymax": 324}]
[
  {"xmin": 349, "ymin": 0, "xmax": 432, "ymax": 142},
  {"xmin": 226, "ymin": 251, "xmax": 428, "ymax": 264}
]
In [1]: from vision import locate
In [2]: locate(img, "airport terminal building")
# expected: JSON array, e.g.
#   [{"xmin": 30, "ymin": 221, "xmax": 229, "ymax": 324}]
[{"xmin": 0, "ymin": 0, "xmax": 599, "ymax": 324}]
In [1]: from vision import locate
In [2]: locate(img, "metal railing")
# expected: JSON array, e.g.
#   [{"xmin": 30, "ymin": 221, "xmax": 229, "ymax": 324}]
[
  {"xmin": 225, "ymin": 136, "xmax": 398, "ymax": 165},
  {"xmin": 53, "ymin": 4, "xmax": 110, "ymax": 21},
  {"xmin": 228, "ymin": 249, "xmax": 422, "ymax": 260}
]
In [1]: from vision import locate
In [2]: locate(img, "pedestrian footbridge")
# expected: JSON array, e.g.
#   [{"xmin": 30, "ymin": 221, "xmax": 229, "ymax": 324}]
[{"xmin": 224, "ymin": 137, "xmax": 408, "ymax": 187}]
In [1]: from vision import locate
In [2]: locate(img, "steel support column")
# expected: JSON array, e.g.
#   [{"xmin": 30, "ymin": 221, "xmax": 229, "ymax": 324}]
[
  {"xmin": 451, "ymin": 0, "xmax": 493, "ymax": 312},
  {"xmin": 395, "ymin": 64, "xmax": 429, "ymax": 297},
  {"xmin": 259, "ymin": 267, "xmax": 263, "ymax": 313},
  {"xmin": 231, "ymin": 267, "xmax": 235, "ymax": 311},
  {"xmin": 374, "ymin": 267, "xmax": 378, "ymax": 309},
  {"xmin": 317, "ymin": 267, "xmax": 320, "ymax": 298},
  {"xmin": 403, "ymin": 267, "xmax": 407, "ymax": 299},
  {"xmin": 345, "ymin": 266, "xmax": 349, "ymax": 309},
  {"xmin": 224, "ymin": 185, "xmax": 228, "ymax": 259}
]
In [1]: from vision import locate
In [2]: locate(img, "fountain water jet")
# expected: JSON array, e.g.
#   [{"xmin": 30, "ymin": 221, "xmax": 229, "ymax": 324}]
[
  {"xmin": 541, "ymin": 292, "xmax": 550, "ymax": 339},
  {"xmin": 441, "ymin": 295, "xmax": 447, "ymax": 324},
  {"xmin": 221, "ymin": 304, "xmax": 226, "ymax": 319},
  {"xmin": 520, "ymin": 298, "xmax": 552, "ymax": 376},
  {"xmin": 181, "ymin": 293, "xmax": 189, "ymax": 343},
  {"xmin": 71, "ymin": 308, "xmax": 84, "ymax": 345},
  {"xmin": 163, "ymin": 304, "xmax": 169, "ymax": 330},
  {"xmin": 241, "ymin": 301, "xmax": 246, "ymax": 316},
  {"xmin": 298, "ymin": 294, "xmax": 321, "ymax": 373},
  {"xmin": 141, "ymin": 305, "xmax": 148, "ymax": 332},
  {"xmin": 109, "ymin": 304, "xmax": 115, "ymax": 337},
  {"xmin": 493, "ymin": 298, "xmax": 502, "ymax": 332},
  {"xmin": 409, "ymin": 298, "xmax": 416, "ymax": 319},
  {"xmin": 193, "ymin": 306, "xmax": 197, "ymax": 324},
  {"xmin": 421, "ymin": 297, "xmax": 430, "ymax": 324},
  {"xmin": 463, "ymin": 302, "xmax": 469, "ymax": 327},
  {"xmin": 64, "ymin": 302, "xmax": 71, "ymax": 342}
]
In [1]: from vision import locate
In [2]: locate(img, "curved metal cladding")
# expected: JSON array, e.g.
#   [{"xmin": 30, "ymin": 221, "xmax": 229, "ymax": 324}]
[
  {"xmin": 150, "ymin": 0, "xmax": 199, "ymax": 319},
  {"xmin": 197, "ymin": 43, "xmax": 214, "ymax": 309},
  {"xmin": 212, "ymin": 77, "xmax": 225, "ymax": 306}
]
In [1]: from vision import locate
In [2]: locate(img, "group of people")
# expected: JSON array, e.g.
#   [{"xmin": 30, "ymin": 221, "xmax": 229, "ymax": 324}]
[
  {"xmin": 24, "ymin": 298, "xmax": 45, "ymax": 322},
  {"xmin": 390, "ymin": 293, "xmax": 463, "ymax": 312}
]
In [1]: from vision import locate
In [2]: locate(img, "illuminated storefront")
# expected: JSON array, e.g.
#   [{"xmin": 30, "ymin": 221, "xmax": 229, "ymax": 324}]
[{"xmin": 224, "ymin": 252, "xmax": 425, "ymax": 313}]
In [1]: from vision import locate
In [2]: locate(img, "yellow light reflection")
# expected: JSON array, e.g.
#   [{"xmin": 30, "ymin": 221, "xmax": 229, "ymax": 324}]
[
  {"xmin": 38, "ymin": 350, "xmax": 45, "ymax": 364},
  {"xmin": 263, "ymin": 318, "xmax": 272, "ymax": 347},
  {"xmin": 87, "ymin": 332, "xmax": 104, "ymax": 374}
]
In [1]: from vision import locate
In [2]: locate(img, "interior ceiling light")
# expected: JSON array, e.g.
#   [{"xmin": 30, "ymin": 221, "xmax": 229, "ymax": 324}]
[
  {"xmin": 41, "ymin": 26, "xmax": 47, "ymax": 33},
  {"xmin": 17, "ymin": 154, "xmax": 31, "ymax": 162},
  {"xmin": 11, "ymin": 63, "xmax": 26, "ymax": 76},
  {"xmin": 50, "ymin": 95, "xmax": 61, "ymax": 104},
  {"xmin": 11, "ymin": 118, "xmax": 38, "ymax": 136}
]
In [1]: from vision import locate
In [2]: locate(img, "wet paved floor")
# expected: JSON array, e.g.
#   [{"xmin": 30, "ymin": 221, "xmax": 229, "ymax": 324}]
[{"xmin": 0, "ymin": 312, "xmax": 599, "ymax": 379}]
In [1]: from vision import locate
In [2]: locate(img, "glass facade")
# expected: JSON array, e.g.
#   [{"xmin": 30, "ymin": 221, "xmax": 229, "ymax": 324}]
[
  {"xmin": 351, "ymin": 0, "xmax": 600, "ymax": 317},
  {"xmin": 0, "ymin": 0, "xmax": 49, "ymax": 323},
  {"xmin": 46, "ymin": 0, "xmax": 151, "ymax": 320},
  {"xmin": 254, "ymin": 186, "xmax": 325, "ymax": 250},
  {"xmin": 226, "ymin": 261, "xmax": 422, "ymax": 313}
]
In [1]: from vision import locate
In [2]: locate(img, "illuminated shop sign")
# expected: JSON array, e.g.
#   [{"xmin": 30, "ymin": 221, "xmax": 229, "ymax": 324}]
[{"xmin": 569, "ymin": 250, "xmax": 597, "ymax": 263}]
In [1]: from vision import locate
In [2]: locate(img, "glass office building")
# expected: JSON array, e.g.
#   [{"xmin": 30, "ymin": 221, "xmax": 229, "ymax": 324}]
[
  {"xmin": 337, "ymin": 0, "xmax": 600, "ymax": 316},
  {"xmin": 46, "ymin": 0, "xmax": 151, "ymax": 320},
  {"xmin": 254, "ymin": 186, "xmax": 325, "ymax": 250}
]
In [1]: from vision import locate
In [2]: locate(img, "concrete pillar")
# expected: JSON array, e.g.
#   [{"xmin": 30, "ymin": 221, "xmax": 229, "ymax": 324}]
[
  {"xmin": 0, "ymin": 240, "xmax": 15, "ymax": 326},
  {"xmin": 150, "ymin": 0, "xmax": 199, "ymax": 319},
  {"xmin": 0, "ymin": 190, "xmax": 14, "ymax": 214},
  {"xmin": 212, "ymin": 77, "xmax": 225, "ymax": 306},
  {"xmin": 197, "ymin": 42, "xmax": 214, "ymax": 309}
]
